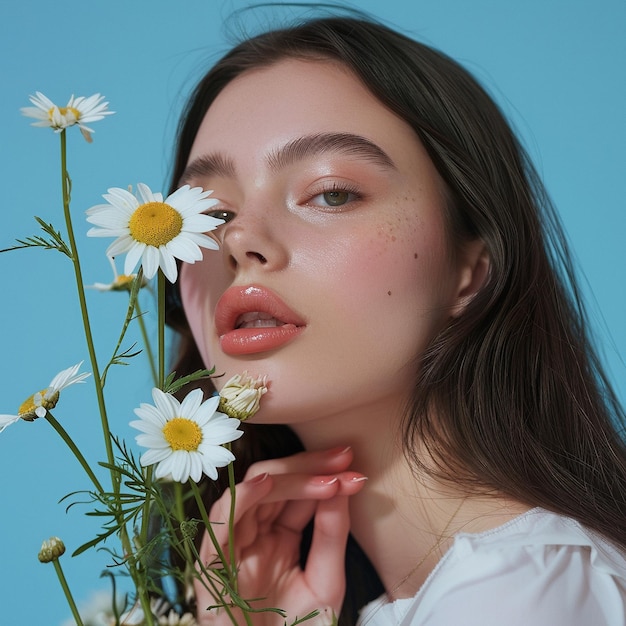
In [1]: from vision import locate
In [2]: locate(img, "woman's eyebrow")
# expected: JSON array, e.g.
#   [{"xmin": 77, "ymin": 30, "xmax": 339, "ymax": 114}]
[
  {"xmin": 180, "ymin": 132, "xmax": 396, "ymax": 186},
  {"xmin": 179, "ymin": 153, "xmax": 236, "ymax": 186},
  {"xmin": 267, "ymin": 132, "xmax": 396, "ymax": 171}
]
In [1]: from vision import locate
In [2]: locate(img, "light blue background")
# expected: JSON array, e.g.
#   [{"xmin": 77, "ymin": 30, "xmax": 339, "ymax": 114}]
[{"xmin": 1, "ymin": 1, "xmax": 624, "ymax": 624}]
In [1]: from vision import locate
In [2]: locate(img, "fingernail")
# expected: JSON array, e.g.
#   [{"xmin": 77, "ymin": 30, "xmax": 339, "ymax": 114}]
[
  {"xmin": 350, "ymin": 476, "xmax": 369, "ymax": 482},
  {"xmin": 247, "ymin": 472, "xmax": 269, "ymax": 484},
  {"xmin": 325, "ymin": 445, "xmax": 351, "ymax": 457},
  {"xmin": 313, "ymin": 476, "xmax": 339, "ymax": 486}
]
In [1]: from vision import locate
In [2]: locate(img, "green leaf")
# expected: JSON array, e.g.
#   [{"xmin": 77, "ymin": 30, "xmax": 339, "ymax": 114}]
[
  {"xmin": 0, "ymin": 217, "xmax": 72, "ymax": 257},
  {"xmin": 163, "ymin": 367, "xmax": 216, "ymax": 394}
]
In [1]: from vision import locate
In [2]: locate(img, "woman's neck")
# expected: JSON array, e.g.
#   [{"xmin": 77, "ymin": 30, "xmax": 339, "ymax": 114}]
[{"xmin": 291, "ymin": 399, "xmax": 530, "ymax": 599}]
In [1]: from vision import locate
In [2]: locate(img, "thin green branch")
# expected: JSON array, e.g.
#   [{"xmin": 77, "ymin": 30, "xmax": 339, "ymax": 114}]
[
  {"xmin": 157, "ymin": 271, "xmax": 165, "ymax": 390},
  {"xmin": 45, "ymin": 412, "xmax": 104, "ymax": 494},
  {"xmin": 135, "ymin": 298, "xmax": 158, "ymax": 386},
  {"xmin": 52, "ymin": 559, "xmax": 85, "ymax": 626},
  {"xmin": 58, "ymin": 130, "xmax": 114, "ymax": 473}
]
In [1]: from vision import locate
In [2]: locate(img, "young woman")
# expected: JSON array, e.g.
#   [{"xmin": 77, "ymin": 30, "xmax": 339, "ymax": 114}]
[{"xmin": 165, "ymin": 14, "xmax": 626, "ymax": 626}]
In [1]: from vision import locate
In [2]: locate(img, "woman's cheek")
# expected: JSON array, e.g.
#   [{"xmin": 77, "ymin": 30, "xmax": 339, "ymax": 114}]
[{"xmin": 179, "ymin": 260, "xmax": 220, "ymax": 368}]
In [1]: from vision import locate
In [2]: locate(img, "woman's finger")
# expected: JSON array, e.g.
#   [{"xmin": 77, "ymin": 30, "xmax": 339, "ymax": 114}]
[
  {"xmin": 205, "ymin": 472, "xmax": 343, "ymax": 547},
  {"xmin": 303, "ymin": 495, "xmax": 352, "ymax": 606},
  {"xmin": 269, "ymin": 471, "xmax": 368, "ymax": 533},
  {"xmin": 243, "ymin": 445, "xmax": 354, "ymax": 481}
]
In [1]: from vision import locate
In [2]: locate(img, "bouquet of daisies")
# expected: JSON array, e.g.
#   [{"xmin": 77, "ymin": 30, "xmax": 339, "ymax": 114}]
[{"xmin": 0, "ymin": 92, "xmax": 309, "ymax": 626}]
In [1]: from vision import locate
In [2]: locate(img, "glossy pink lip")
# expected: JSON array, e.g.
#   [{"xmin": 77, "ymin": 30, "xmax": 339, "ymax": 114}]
[{"xmin": 215, "ymin": 285, "xmax": 306, "ymax": 356}]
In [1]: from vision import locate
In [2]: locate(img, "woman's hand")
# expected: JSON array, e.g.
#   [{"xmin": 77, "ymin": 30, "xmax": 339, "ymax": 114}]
[{"xmin": 194, "ymin": 446, "xmax": 366, "ymax": 625}]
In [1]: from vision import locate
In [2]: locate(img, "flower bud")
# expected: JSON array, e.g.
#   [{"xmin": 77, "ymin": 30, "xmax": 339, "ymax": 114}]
[
  {"xmin": 218, "ymin": 372, "xmax": 268, "ymax": 421},
  {"xmin": 38, "ymin": 536, "xmax": 66, "ymax": 563}
]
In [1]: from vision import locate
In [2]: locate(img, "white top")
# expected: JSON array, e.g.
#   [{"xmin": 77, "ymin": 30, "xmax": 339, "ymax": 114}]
[{"xmin": 357, "ymin": 508, "xmax": 626, "ymax": 625}]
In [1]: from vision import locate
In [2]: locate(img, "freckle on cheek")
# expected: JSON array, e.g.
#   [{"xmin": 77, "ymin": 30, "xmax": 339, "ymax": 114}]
[{"xmin": 414, "ymin": 253, "xmax": 418, "ymax": 259}]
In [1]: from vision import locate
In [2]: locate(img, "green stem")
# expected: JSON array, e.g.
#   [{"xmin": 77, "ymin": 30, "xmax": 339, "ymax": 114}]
[
  {"xmin": 157, "ymin": 271, "xmax": 165, "ymax": 390},
  {"xmin": 45, "ymin": 412, "xmax": 104, "ymax": 493},
  {"xmin": 188, "ymin": 539, "xmax": 241, "ymax": 626},
  {"xmin": 173, "ymin": 481, "xmax": 195, "ymax": 566},
  {"xmin": 226, "ymin": 451, "xmax": 238, "ymax": 589},
  {"xmin": 137, "ymin": 591, "xmax": 156, "ymax": 626},
  {"xmin": 189, "ymin": 480, "xmax": 230, "ymax": 570},
  {"xmin": 135, "ymin": 298, "xmax": 158, "ymax": 386},
  {"xmin": 139, "ymin": 465, "xmax": 154, "ymax": 548},
  {"xmin": 100, "ymin": 268, "xmax": 145, "ymax": 389},
  {"xmin": 59, "ymin": 131, "xmax": 143, "ymax": 625},
  {"xmin": 59, "ymin": 130, "xmax": 115, "ymax": 473},
  {"xmin": 52, "ymin": 559, "xmax": 84, "ymax": 626}
]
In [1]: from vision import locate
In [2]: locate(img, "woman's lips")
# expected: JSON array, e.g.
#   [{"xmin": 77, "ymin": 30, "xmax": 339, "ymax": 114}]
[{"xmin": 215, "ymin": 285, "xmax": 306, "ymax": 355}]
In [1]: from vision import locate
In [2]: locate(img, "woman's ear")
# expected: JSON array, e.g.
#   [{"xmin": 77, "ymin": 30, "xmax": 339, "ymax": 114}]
[{"xmin": 451, "ymin": 239, "xmax": 490, "ymax": 317}]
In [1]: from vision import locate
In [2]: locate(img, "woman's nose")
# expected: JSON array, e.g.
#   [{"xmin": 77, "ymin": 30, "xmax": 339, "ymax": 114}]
[{"xmin": 219, "ymin": 209, "xmax": 289, "ymax": 274}]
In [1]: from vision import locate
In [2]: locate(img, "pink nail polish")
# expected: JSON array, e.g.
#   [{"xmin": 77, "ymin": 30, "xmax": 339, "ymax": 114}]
[
  {"xmin": 325, "ymin": 445, "xmax": 351, "ymax": 457},
  {"xmin": 314, "ymin": 476, "xmax": 339, "ymax": 486},
  {"xmin": 247, "ymin": 472, "xmax": 269, "ymax": 484},
  {"xmin": 350, "ymin": 476, "xmax": 369, "ymax": 482}
]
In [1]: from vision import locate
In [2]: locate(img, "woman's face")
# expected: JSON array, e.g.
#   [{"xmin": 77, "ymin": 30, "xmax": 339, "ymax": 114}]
[{"xmin": 180, "ymin": 59, "xmax": 475, "ymax": 427}]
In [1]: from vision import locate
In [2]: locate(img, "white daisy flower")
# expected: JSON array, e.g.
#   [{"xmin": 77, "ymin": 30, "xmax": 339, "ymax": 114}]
[
  {"xmin": 115, "ymin": 597, "xmax": 169, "ymax": 626},
  {"xmin": 86, "ymin": 256, "xmax": 149, "ymax": 293},
  {"xmin": 0, "ymin": 362, "xmax": 90, "ymax": 433},
  {"xmin": 130, "ymin": 387, "xmax": 243, "ymax": 483},
  {"xmin": 158, "ymin": 610, "xmax": 198, "ymax": 626},
  {"xmin": 219, "ymin": 371, "xmax": 268, "ymax": 420},
  {"xmin": 21, "ymin": 92, "xmax": 113, "ymax": 140},
  {"xmin": 61, "ymin": 589, "xmax": 124, "ymax": 626},
  {"xmin": 86, "ymin": 183, "xmax": 223, "ymax": 283}
]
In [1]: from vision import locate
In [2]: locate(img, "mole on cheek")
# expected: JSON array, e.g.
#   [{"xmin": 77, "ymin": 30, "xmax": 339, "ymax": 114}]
[
  {"xmin": 414, "ymin": 253, "xmax": 418, "ymax": 259},
  {"xmin": 387, "ymin": 290, "xmax": 392, "ymax": 296}
]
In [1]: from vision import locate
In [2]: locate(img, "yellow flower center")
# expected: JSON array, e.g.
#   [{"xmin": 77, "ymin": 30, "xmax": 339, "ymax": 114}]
[
  {"xmin": 18, "ymin": 389, "xmax": 46, "ymax": 420},
  {"xmin": 128, "ymin": 202, "xmax": 183, "ymax": 247},
  {"xmin": 48, "ymin": 106, "xmax": 80, "ymax": 121},
  {"xmin": 163, "ymin": 417, "xmax": 202, "ymax": 451},
  {"xmin": 59, "ymin": 106, "xmax": 80, "ymax": 118},
  {"xmin": 112, "ymin": 275, "xmax": 136, "ymax": 291}
]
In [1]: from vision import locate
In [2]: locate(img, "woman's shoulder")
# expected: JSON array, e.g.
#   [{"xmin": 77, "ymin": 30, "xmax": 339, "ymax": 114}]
[{"xmin": 358, "ymin": 508, "xmax": 626, "ymax": 626}]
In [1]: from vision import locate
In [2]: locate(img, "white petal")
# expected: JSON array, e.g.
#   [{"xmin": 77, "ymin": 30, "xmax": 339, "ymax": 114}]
[
  {"xmin": 179, "ymin": 388, "xmax": 204, "ymax": 417},
  {"xmin": 184, "ymin": 232, "xmax": 220, "ymax": 250},
  {"xmin": 0, "ymin": 415, "xmax": 20, "ymax": 433},
  {"xmin": 130, "ymin": 417, "xmax": 165, "ymax": 435},
  {"xmin": 183, "ymin": 213, "xmax": 224, "ymax": 232},
  {"xmin": 161, "ymin": 452, "xmax": 189, "ymax": 483},
  {"xmin": 85, "ymin": 211, "xmax": 130, "ymax": 230},
  {"xmin": 105, "ymin": 187, "xmax": 139, "ymax": 211},
  {"xmin": 199, "ymin": 458, "xmax": 219, "ymax": 480},
  {"xmin": 142, "ymin": 448, "xmax": 172, "ymax": 467},
  {"xmin": 200, "ymin": 444, "xmax": 235, "ymax": 466},
  {"xmin": 188, "ymin": 453, "xmax": 203, "ymax": 483},
  {"xmin": 158, "ymin": 248, "xmax": 178, "ymax": 283},
  {"xmin": 137, "ymin": 183, "xmax": 159, "ymax": 204},
  {"xmin": 194, "ymin": 396, "xmax": 220, "ymax": 424},
  {"xmin": 166, "ymin": 238, "xmax": 202, "ymax": 263},
  {"xmin": 140, "ymin": 246, "xmax": 160, "ymax": 279},
  {"xmin": 133, "ymin": 402, "xmax": 168, "ymax": 426},
  {"xmin": 135, "ymin": 434, "xmax": 169, "ymax": 450},
  {"xmin": 151, "ymin": 388, "xmax": 180, "ymax": 418},
  {"xmin": 122, "ymin": 241, "xmax": 145, "ymax": 275},
  {"xmin": 106, "ymin": 236, "xmax": 135, "ymax": 257}
]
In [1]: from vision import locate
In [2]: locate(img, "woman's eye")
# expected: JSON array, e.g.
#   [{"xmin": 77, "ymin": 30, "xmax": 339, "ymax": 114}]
[
  {"xmin": 206, "ymin": 209, "xmax": 236, "ymax": 223},
  {"xmin": 310, "ymin": 187, "xmax": 360, "ymax": 208},
  {"xmin": 322, "ymin": 190, "xmax": 351, "ymax": 206}
]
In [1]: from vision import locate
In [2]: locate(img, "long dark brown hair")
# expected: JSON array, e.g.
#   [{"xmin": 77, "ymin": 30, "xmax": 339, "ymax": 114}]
[{"xmin": 165, "ymin": 14, "xmax": 626, "ymax": 623}]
